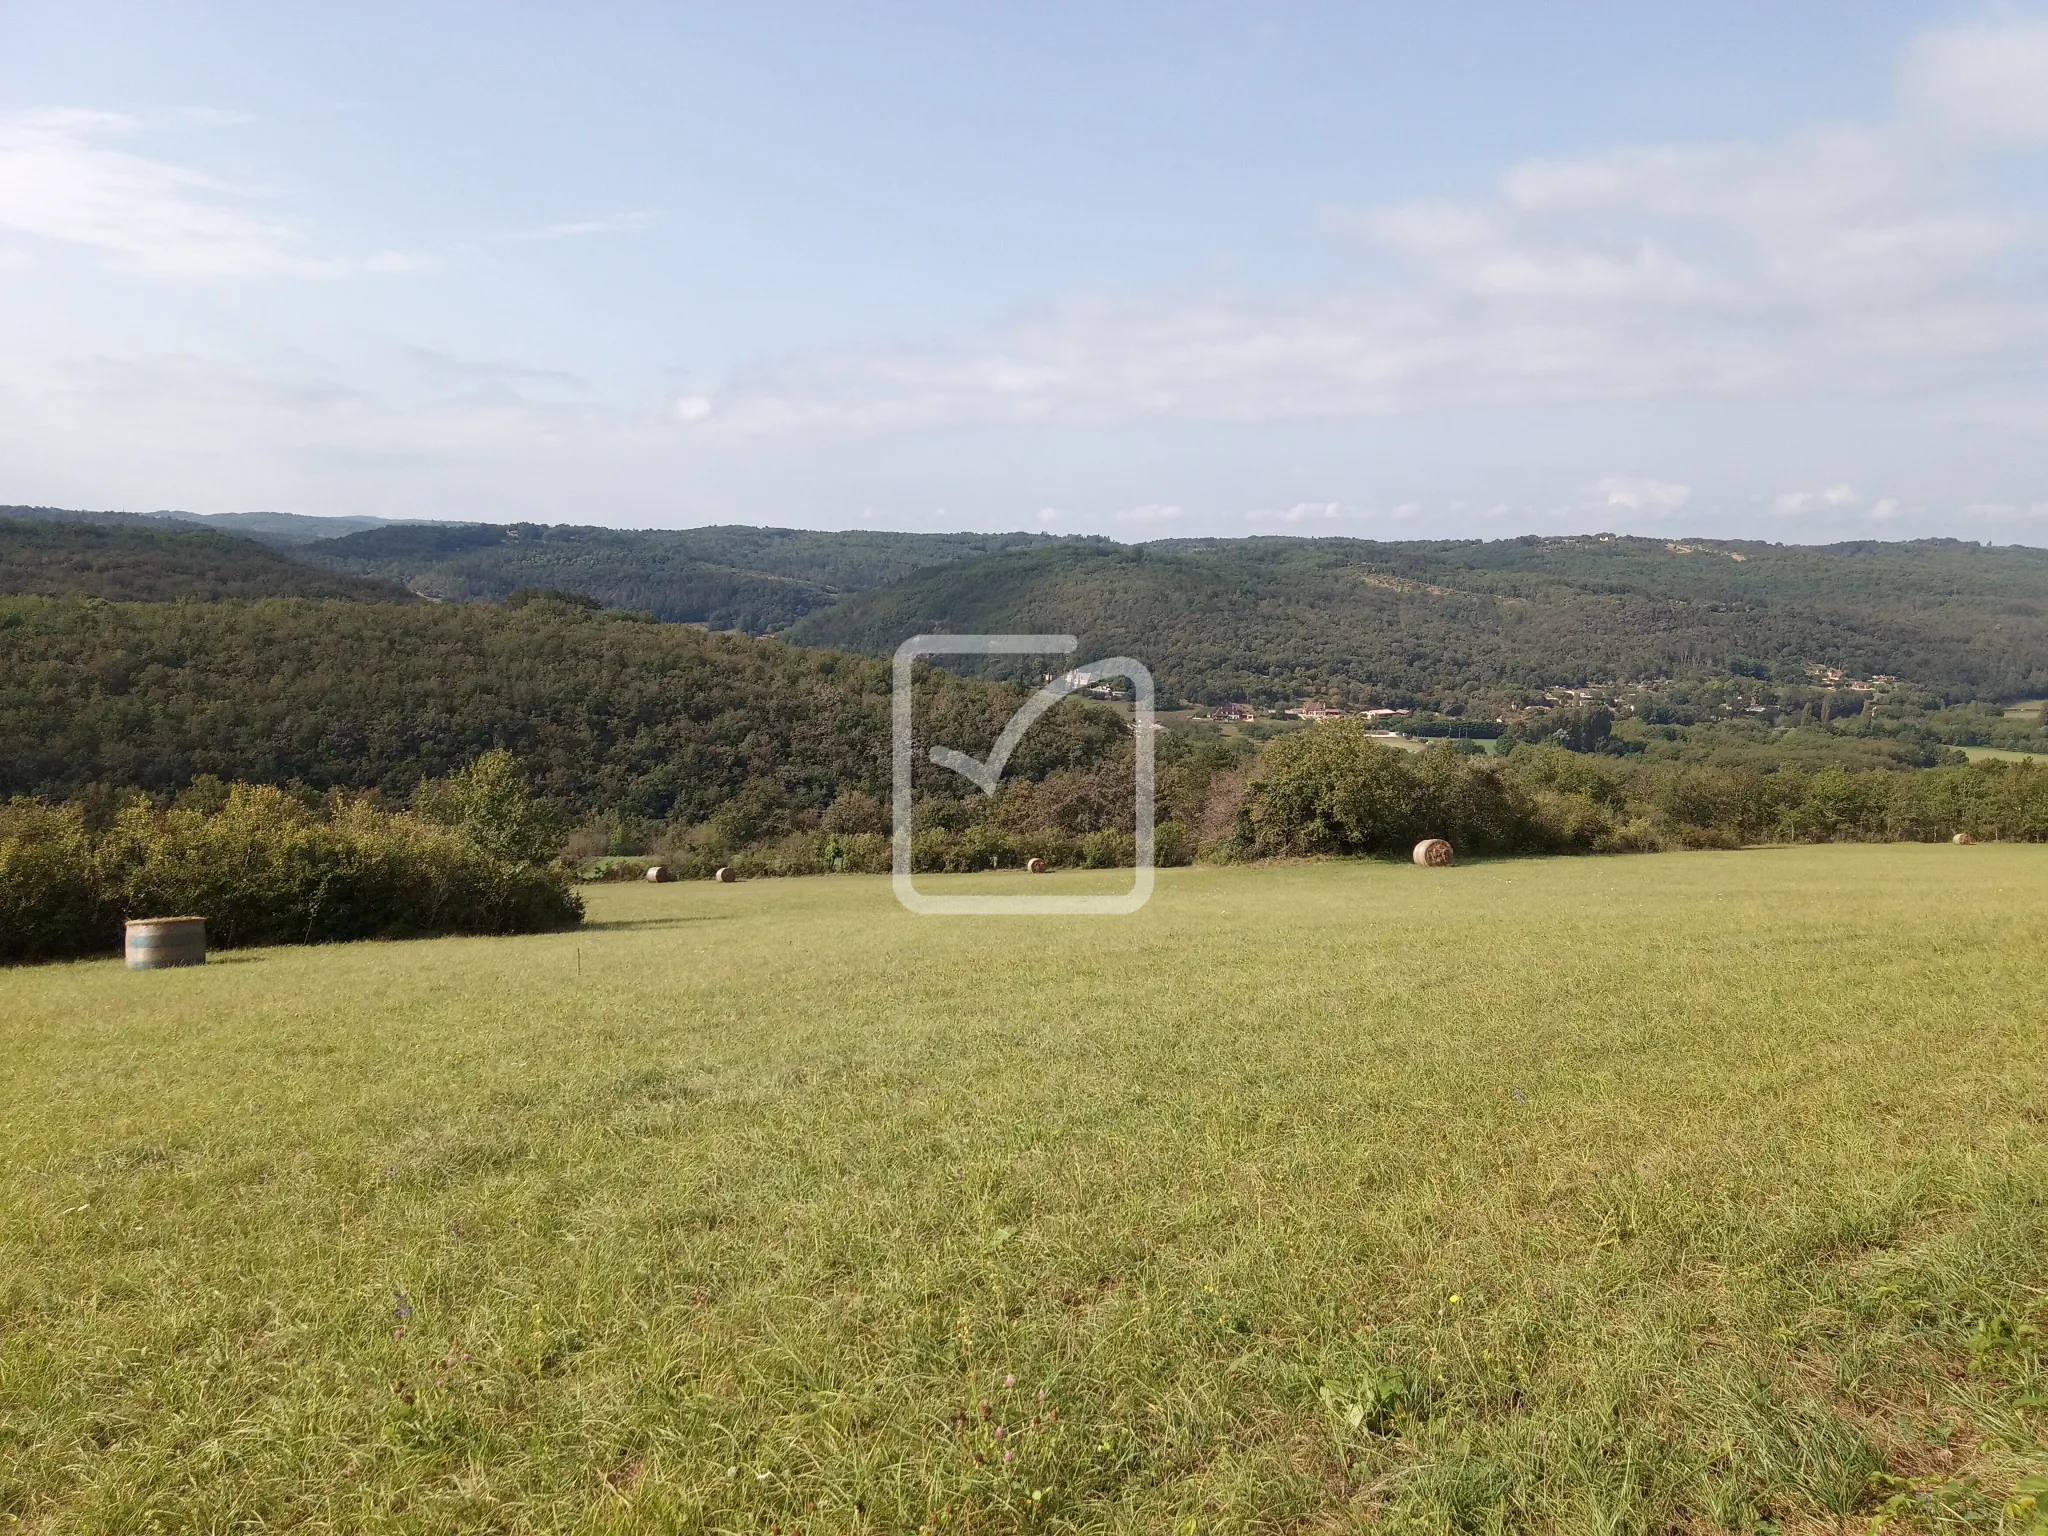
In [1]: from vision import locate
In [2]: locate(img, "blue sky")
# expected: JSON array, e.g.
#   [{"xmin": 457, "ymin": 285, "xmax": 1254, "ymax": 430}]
[{"xmin": 3, "ymin": 2, "xmax": 2047, "ymax": 541}]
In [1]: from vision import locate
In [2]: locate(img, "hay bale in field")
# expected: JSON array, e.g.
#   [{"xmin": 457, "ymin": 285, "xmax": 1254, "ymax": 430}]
[
  {"xmin": 713, "ymin": 866, "xmax": 736, "ymax": 883},
  {"xmin": 1412, "ymin": 838, "xmax": 1455, "ymax": 868},
  {"xmin": 1952, "ymin": 832, "xmax": 1975, "ymax": 845},
  {"xmin": 644, "ymin": 865, "xmax": 669, "ymax": 883},
  {"xmin": 1026, "ymin": 857, "xmax": 1047, "ymax": 874},
  {"xmin": 125, "ymin": 916, "xmax": 206, "ymax": 970}
]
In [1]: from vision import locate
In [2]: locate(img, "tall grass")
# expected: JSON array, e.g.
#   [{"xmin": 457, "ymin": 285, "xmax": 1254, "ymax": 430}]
[{"xmin": 2, "ymin": 848, "xmax": 2046, "ymax": 1530}]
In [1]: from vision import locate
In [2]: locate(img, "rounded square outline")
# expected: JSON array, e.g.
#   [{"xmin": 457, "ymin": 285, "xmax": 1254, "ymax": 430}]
[{"xmin": 892, "ymin": 635, "xmax": 1154, "ymax": 915}]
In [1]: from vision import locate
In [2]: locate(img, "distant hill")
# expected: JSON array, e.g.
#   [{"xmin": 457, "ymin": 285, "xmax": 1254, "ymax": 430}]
[
  {"xmin": 295, "ymin": 522, "xmax": 1058, "ymax": 630},
  {"xmin": 16, "ymin": 501, "xmax": 2047, "ymax": 706},
  {"xmin": 0, "ymin": 516, "xmax": 409, "ymax": 603},
  {"xmin": 786, "ymin": 534, "xmax": 2048, "ymax": 704},
  {"xmin": 168, "ymin": 510, "xmax": 418, "ymax": 546},
  {"xmin": 0, "ymin": 595, "xmax": 1119, "ymax": 822},
  {"xmin": 0, "ymin": 504, "xmax": 417, "ymax": 546}
]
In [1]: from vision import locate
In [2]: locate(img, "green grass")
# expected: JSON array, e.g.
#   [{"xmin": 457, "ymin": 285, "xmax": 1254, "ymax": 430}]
[
  {"xmin": 1960, "ymin": 746, "xmax": 2048, "ymax": 764},
  {"xmin": 5, "ymin": 849, "xmax": 2048, "ymax": 1532}
]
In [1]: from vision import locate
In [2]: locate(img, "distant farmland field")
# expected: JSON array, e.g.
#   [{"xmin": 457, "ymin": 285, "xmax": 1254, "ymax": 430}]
[{"xmin": 4, "ymin": 849, "xmax": 2047, "ymax": 1530}]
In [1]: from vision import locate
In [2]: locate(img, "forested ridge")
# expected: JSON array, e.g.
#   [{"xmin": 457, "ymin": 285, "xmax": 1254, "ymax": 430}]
[
  {"xmin": 0, "ymin": 505, "xmax": 402, "ymax": 546},
  {"xmin": 789, "ymin": 535, "xmax": 2048, "ymax": 704},
  {"xmin": 10, "ymin": 507, "xmax": 2048, "ymax": 706},
  {"xmin": 294, "ymin": 522, "xmax": 1058, "ymax": 630},
  {"xmin": 0, "ymin": 595, "xmax": 1123, "ymax": 825},
  {"xmin": 0, "ymin": 517, "xmax": 407, "ymax": 603}
]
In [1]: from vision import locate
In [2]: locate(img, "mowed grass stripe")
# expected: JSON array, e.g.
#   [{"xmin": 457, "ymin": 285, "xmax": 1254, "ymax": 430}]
[{"xmin": 3, "ymin": 847, "xmax": 2046, "ymax": 1531}]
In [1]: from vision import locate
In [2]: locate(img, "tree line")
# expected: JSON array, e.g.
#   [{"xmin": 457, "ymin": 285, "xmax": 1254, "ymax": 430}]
[{"xmin": 1, "ymin": 753, "xmax": 581, "ymax": 965}]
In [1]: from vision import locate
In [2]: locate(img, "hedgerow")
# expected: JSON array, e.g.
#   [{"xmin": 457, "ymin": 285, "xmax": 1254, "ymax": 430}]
[
  {"xmin": 0, "ymin": 780, "xmax": 581, "ymax": 966},
  {"xmin": 1232, "ymin": 723, "xmax": 2048, "ymax": 860}
]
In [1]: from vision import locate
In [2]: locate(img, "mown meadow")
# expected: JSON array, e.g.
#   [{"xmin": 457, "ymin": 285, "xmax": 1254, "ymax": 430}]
[{"xmin": 4, "ymin": 848, "xmax": 2048, "ymax": 1532}]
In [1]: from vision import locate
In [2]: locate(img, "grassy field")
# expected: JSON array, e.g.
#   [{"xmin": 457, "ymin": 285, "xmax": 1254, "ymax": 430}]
[
  {"xmin": 5, "ymin": 849, "xmax": 2048, "ymax": 1532},
  {"xmin": 1960, "ymin": 746, "xmax": 2048, "ymax": 764}
]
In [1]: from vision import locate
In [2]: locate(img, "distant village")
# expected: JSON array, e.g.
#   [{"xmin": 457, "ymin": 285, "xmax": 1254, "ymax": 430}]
[
  {"xmin": 1195, "ymin": 666, "xmax": 1905, "ymax": 737},
  {"xmin": 1204, "ymin": 700, "xmax": 1412, "ymax": 725}
]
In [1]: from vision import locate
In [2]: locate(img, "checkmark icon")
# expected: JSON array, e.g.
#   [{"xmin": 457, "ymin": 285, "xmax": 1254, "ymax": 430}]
[
  {"xmin": 891, "ymin": 634, "xmax": 1156, "ymax": 915},
  {"xmin": 928, "ymin": 666, "xmax": 1112, "ymax": 795}
]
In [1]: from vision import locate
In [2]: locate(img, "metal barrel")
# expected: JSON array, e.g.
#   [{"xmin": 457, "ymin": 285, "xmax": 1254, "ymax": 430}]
[{"xmin": 125, "ymin": 916, "xmax": 207, "ymax": 970}]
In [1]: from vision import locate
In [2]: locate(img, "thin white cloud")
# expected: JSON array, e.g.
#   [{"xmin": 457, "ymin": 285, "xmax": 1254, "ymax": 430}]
[
  {"xmin": 401, "ymin": 345, "xmax": 584, "ymax": 390},
  {"xmin": 1776, "ymin": 484, "xmax": 1860, "ymax": 516},
  {"xmin": 0, "ymin": 110, "xmax": 423, "ymax": 278},
  {"xmin": 1597, "ymin": 476, "xmax": 1692, "ymax": 516},
  {"xmin": 1113, "ymin": 503, "xmax": 1184, "ymax": 523},
  {"xmin": 685, "ymin": 19, "xmax": 2048, "ymax": 433},
  {"xmin": 179, "ymin": 107, "xmax": 258, "ymax": 128},
  {"xmin": 1249, "ymin": 501, "xmax": 1347, "ymax": 524},
  {"xmin": 1901, "ymin": 20, "xmax": 2048, "ymax": 146},
  {"xmin": 516, "ymin": 210, "xmax": 660, "ymax": 241}
]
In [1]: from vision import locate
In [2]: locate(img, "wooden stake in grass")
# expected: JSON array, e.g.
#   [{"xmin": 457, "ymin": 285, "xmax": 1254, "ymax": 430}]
[{"xmin": 1412, "ymin": 838, "xmax": 1454, "ymax": 868}]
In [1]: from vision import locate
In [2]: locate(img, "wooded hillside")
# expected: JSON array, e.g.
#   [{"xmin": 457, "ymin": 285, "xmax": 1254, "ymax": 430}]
[
  {"xmin": 788, "ymin": 535, "xmax": 2048, "ymax": 704},
  {"xmin": 295, "ymin": 522, "xmax": 1058, "ymax": 630},
  {"xmin": 0, "ymin": 595, "xmax": 1122, "ymax": 824},
  {"xmin": 0, "ymin": 517, "xmax": 407, "ymax": 603}
]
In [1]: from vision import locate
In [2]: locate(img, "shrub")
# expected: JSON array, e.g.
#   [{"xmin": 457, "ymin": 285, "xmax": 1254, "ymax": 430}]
[
  {"xmin": 1078, "ymin": 829, "xmax": 1138, "ymax": 869},
  {"xmin": 413, "ymin": 749, "xmax": 569, "ymax": 866},
  {"xmin": 1154, "ymin": 820, "xmax": 1194, "ymax": 867},
  {"xmin": 0, "ymin": 800, "xmax": 115, "ymax": 964},
  {"xmin": 1244, "ymin": 724, "xmax": 1549, "ymax": 858},
  {"xmin": 1, "ymin": 782, "xmax": 581, "ymax": 966}
]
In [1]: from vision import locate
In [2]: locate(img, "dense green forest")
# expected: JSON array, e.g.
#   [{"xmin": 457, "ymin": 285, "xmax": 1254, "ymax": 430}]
[
  {"xmin": 0, "ymin": 504, "xmax": 403, "ymax": 546},
  {"xmin": 294, "ymin": 522, "xmax": 1057, "ymax": 629},
  {"xmin": 12, "ymin": 507, "xmax": 2048, "ymax": 707},
  {"xmin": 5, "ymin": 582, "xmax": 2048, "ymax": 886},
  {"xmin": 789, "ymin": 534, "xmax": 2048, "ymax": 705},
  {"xmin": 0, "ymin": 595, "xmax": 1126, "ymax": 828},
  {"xmin": 0, "ymin": 517, "xmax": 406, "ymax": 603}
]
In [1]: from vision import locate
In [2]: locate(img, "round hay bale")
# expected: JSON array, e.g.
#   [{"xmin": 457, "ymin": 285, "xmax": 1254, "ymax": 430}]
[
  {"xmin": 1952, "ymin": 832, "xmax": 1975, "ymax": 846},
  {"xmin": 713, "ymin": 866, "xmax": 736, "ymax": 883},
  {"xmin": 126, "ymin": 916, "xmax": 206, "ymax": 970},
  {"xmin": 644, "ymin": 864, "xmax": 669, "ymax": 883},
  {"xmin": 1412, "ymin": 838, "xmax": 1455, "ymax": 868},
  {"xmin": 1026, "ymin": 856, "xmax": 1047, "ymax": 874}
]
